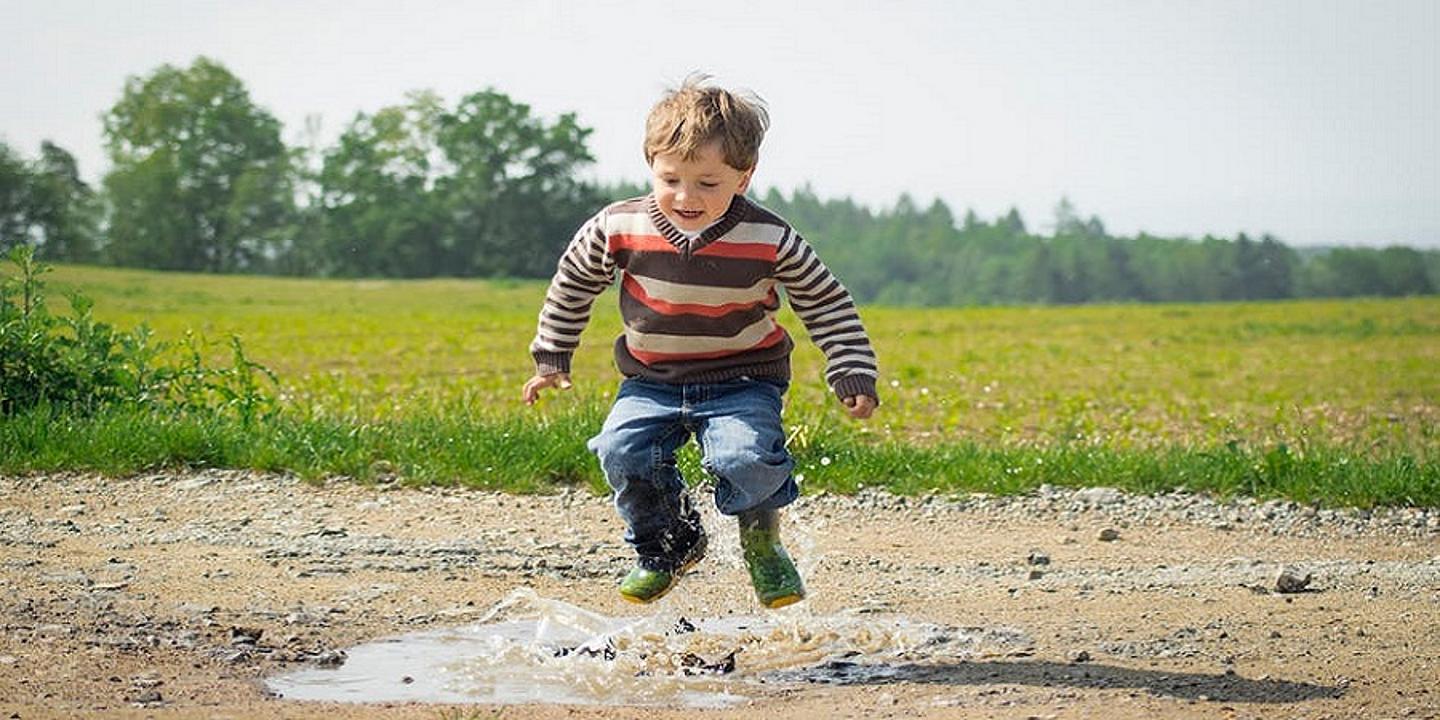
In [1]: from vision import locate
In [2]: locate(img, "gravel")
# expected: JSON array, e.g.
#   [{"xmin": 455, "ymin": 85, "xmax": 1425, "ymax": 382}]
[{"xmin": 1, "ymin": 471, "xmax": 1438, "ymax": 717}]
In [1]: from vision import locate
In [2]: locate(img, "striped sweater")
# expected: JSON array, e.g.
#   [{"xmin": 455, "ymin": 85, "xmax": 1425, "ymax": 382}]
[{"xmin": 530, "ymin": 194, "xmax": 879, "ymax": 401}]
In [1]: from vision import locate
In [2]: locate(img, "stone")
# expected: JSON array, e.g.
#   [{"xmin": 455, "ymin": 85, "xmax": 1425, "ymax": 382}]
[
  {"xmin": 175, "ymin": 476, "xmax": 214, "ymax": 491},
  {"xmin": 1098, "ymin": 528, "xmax": 1121, "ymax": 542},
  {"xmin": 230, "ymin": 626, "xmax": 263, "ymax": 645},
  {"xmin": 1076, "ymin": 487, "xmax": 1124, "ymax": 506},
  {"xmin": 312, "ymin": 649, "xmax": 347, "ymax": 668},
  {"xmin": 128, "ymin": 689, "xmax": 163, "ymax": 705},
  {"xmin": 1275, "ymin": 567, "xmax": 1312, "ymax": 594}
]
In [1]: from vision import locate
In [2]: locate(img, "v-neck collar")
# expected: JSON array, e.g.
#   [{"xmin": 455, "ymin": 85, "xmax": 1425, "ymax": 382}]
[{"xmin": 646, "ymin": 193, "xmax": 751, "ymax": 257}]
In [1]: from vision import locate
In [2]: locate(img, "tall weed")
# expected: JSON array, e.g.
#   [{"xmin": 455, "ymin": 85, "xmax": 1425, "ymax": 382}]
[{"xmin": 0, "ymin": 246, "xmax": 276, "ymax": 422}]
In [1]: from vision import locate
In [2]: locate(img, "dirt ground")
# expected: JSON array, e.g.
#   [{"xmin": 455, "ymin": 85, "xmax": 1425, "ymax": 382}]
[{"xmin": 1, "ymin": 471, "xmax": 1437, "ymax": 720}]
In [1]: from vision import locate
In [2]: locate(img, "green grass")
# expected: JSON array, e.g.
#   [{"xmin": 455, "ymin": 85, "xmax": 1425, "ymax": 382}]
[{"xmin": 3, "ymin": 263, "xmax": 1437, "ymax": 507}]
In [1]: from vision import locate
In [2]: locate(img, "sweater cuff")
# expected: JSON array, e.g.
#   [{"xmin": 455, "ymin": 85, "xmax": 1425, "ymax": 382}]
[
  {"xmin": 533, "ymin": 351, "xmax": 572, "ymax": 377},
  {"xmin": 832, "ymin": 374, "xmax": 880, "ymax": 405}
]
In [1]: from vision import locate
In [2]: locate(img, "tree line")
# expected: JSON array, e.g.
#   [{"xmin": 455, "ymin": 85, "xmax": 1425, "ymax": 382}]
[
  {"xmin": 757, "ymin": 191, "xmax": 1438, "ymax": 305},
  {"xmin": 1, "ymin": 57, "xmax": 1435, "ymax": 304}
]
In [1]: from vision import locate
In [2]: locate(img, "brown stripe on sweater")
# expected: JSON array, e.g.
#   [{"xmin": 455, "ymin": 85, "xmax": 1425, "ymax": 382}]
[{"xmin": 620, "ymin": 288, "xmax": 775, "ymax": 337}]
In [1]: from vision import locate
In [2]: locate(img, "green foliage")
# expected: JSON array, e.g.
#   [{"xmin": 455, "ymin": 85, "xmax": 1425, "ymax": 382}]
[
  {"xmin": 101, "ymin": 56, "xmax": 295, "ymax": 272},
  {"xmin": 27, "ymin": 141, "xmax": 102, "ymax": 262},
  {"xmin": 312, "ymin": 88, "xmax": 600, "ymax": 278},
  {"xmin": 0, "ymin": 247, "xmax": 277, "ymax": 421},
  {"xmin": 757, "ymin": 188, "xmax": 1437, "ymax": 306},
  {"xmin": 0, "ymin": 140, "xmax": 100, "ymax": 261},
  {"xmin": 0, "ymin": 142, "xmax": 34, "ymax": 252},
  {"xmin": 1299, "ymin": 246, "xmax": 1435, "ymax": 297}
]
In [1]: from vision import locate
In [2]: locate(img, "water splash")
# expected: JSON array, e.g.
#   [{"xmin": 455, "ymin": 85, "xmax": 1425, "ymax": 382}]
[{"xmin": 267, "ymin": 588, "xmax": 1029, "ymax": 707}]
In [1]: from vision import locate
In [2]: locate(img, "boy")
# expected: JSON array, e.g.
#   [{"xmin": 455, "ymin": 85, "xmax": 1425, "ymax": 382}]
[{"xmin": 523, "ymin": 77, "xmax": 879, "ymax": 609}]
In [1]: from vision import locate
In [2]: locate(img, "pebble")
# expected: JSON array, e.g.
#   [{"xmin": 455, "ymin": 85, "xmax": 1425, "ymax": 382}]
[
  {"xmin": 1275, "ymin": 567, "xmax": 1313, "ymax": 594},
  {"xmin": 230, "ymin": 627, "xmax": 264, "ymax": 645},
  {"xmin": 312, "ymin": 650, "xmax": 347, "ymax": 668},
  {"xmin": 1075, "ymin": 487, "xmax": 1124, "ymax": 506},
  {"xmin": 1098, "ymin": 528, "xmax": 1121, "ymax": 542},
  {"xmin": 128, "ymin": 689, "xmax": 163, "ymax": 705}
]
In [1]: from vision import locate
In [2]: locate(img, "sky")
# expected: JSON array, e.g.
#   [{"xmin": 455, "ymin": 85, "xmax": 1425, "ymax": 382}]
[{"xmin": 3, "ymin": 0, "xmax": 1437, "ymax": 247}]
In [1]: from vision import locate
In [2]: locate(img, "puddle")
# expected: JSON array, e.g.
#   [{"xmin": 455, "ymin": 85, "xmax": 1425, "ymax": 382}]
[{"xmin": 267, "ymin": 588, "xmax": 1029, "ymax": 707}]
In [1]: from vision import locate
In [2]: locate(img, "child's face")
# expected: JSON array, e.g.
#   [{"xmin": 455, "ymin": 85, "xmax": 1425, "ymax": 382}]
[{"xmin": 650, "ymin": 143, "xmax": 753, "ymax": 232}]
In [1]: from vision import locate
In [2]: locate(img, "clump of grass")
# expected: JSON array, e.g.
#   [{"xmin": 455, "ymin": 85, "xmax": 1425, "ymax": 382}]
[{"xmin": 1, "ymin": 247, "xmax": 278, "ymax": 421}]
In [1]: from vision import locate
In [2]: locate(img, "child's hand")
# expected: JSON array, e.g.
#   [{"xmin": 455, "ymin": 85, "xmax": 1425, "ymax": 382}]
[
  {"xmin": 522, "ymin": 372, "xmax": 573, "ymax": 405},
  {"xmin": 841, "ymin": 394, "xmax": 878, "ymax": 420}
]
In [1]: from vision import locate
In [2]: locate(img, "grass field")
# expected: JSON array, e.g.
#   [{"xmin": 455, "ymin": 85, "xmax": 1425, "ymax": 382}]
[{"xmin": 5, "ymin": 263, "xmax": 1438, "ymax": 506}]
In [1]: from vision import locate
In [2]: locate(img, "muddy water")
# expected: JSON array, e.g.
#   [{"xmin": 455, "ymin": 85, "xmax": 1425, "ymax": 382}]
[{"xmin": 267, "ymin": 588, "xmax": 1029, "ymax": 707}]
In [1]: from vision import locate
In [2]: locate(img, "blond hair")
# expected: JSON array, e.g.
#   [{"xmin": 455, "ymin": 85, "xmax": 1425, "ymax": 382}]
[{"xmin": 644, "ymin": 74, "xmax": 770, "ymax": 171}]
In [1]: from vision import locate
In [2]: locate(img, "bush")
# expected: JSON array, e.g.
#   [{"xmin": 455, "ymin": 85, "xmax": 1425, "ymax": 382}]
[{"xmin": 0, "ymin": 246, "xmax": 277, "ymax": 421}]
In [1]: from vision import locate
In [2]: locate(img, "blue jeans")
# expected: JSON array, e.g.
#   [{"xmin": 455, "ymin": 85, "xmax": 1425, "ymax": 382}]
[{"xmin": 587, "ymin": 377, "xmax": 798, "ymax": 568}]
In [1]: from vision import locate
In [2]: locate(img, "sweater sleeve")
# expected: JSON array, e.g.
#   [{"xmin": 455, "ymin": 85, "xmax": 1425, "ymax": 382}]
[
  {"xmin": 528, "ymin": 210, "xmax": 617, "ymax": 376},
  {"xmin": 773, "ymin": 229, "xmax": 880, "ymax": 402}
]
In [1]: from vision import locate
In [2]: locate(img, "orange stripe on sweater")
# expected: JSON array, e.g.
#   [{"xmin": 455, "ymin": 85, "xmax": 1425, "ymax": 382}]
[
  {"xmin": 623, "ymin": 275, "xmax": 776, "ymax": 318},
  {"xmin": 608, "ymin": 233, "xmax": 677, "ymax": 254}
]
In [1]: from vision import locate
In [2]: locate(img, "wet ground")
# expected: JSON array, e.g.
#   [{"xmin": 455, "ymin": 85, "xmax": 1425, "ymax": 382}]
[{"xmin": 1, "ymin": 471, "xmax": 1438, "ymax": 719}]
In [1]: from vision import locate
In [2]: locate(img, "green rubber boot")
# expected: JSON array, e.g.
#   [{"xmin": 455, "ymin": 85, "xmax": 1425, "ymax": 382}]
[
  {"xmin": 739, "ymin": 508, "xmax": 805, "ymax": 609},
  {"xmin": 618, "ymin": 532, "xmax": 707, "ymax": 605}
]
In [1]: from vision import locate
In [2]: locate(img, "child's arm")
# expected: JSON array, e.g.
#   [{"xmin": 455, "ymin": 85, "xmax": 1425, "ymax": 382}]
[
  {"xmin": 773, "ymin": 230, "xmax": 880, "ymax": 417},
  {"xmin": 522, "ymin": 211, "xmax": 616, "ymax": 404}
]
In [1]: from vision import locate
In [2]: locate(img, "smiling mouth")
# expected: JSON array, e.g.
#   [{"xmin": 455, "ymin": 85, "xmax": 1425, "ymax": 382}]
[{"xmin": 674, "ymin": 209, "xmax": 704, "ymax": 220}]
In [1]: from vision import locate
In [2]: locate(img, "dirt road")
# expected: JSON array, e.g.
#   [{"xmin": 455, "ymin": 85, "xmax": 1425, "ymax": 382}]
[{"xmin": 2, "ymin": 471, "xmax": 1437, "ymax": 719}]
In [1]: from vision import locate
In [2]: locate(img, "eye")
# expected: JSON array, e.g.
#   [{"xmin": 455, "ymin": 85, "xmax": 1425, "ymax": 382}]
[{"xmin": 699, "ymin": 182, "xmax": 719, "ymax": 189}]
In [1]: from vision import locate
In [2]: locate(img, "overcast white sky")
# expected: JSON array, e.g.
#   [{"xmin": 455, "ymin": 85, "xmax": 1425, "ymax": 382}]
[{"xmin": 3, "ymin": 0, "xmax": 1437, "ymax": 247}]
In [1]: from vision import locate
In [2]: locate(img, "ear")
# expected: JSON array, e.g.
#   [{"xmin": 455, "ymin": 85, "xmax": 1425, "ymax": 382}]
[{"xmin": 736, "ymin": 167, "xmax": 754, "ymax": 195}]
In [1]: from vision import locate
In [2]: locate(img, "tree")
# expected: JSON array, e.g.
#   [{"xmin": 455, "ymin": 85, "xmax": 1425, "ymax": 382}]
[
  {"xmin": 27, "ymin": 142, "xmax": 100, "ymax": 261},
  {"xmin": 316, "ymin": 88, "xmax": 598, "ymax": 277},
  {"xmin": 0, "ymin": 140, "xmax": 100, "ymax": 260},
  {"xmin": 435, "ymin": 89, "xmax": 597, "ymax": 277},
  {"xmin": 0, "ymin": 142, "xmax": 28, "ymax": 252},
  {"xmin": 101, "ymin": 57, "xmax": 294, "ymax": 272},
  {"xmin": 998, "ymin": 207, "xmax": 1027, "ymax": 237},
  {"xmin": 315, "ymin": 91, "xmax": 446, "ymax": 277}
]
